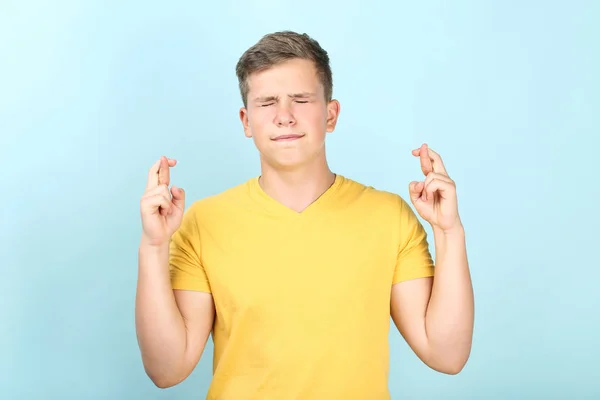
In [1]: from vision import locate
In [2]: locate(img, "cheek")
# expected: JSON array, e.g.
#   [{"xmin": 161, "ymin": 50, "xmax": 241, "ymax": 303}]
[
  {"xmin": 297, "ymin": 106, "xmax": 327, "ymax": 127},
  {"xmin": 247, "ymin": 112, "xmax": 269, "ymax": 136}
]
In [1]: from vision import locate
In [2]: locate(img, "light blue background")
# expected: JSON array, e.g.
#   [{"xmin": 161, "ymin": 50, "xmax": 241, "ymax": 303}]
[{"xmin": 2, "ymin": 0, "xmax": 599, "ymax": 398}]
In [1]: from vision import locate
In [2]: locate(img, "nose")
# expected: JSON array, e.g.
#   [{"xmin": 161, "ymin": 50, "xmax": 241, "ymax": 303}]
[{"xmin": 274, "ymin": 104, "xmax": 296, "ymax": 127}]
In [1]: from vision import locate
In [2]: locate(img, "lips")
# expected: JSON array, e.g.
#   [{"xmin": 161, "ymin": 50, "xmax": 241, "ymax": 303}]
[{"xmin": 272, "ymin": 134, "xmax": 304, "ymax": 141}]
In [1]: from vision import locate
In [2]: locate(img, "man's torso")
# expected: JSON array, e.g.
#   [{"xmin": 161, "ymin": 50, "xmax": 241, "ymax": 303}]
[{"xmin": 170, "ymin": 174, "xmax": 434, "ymax": 399}]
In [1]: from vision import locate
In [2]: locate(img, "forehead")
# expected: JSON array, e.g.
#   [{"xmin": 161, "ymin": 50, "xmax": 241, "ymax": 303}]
[{"xmin": 247, "ymin": 58, "xmax": 322, "ymax": 96}]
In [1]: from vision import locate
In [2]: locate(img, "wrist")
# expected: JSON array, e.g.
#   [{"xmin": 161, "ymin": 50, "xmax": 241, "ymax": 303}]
[
  {"xmin": 435, "ymin": 224, "xmax": 464, "ymax": 236},
  {"xmin": 432, "ymin": 223, "xmax": 465, "ymax": 244},
  {"xmin": 139, "ymin": 236, "xmax": 170, "ymax": 254}
]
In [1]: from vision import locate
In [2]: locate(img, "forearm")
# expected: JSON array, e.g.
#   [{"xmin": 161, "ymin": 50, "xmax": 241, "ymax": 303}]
[
  {"xmin": 424, "ymin": 225, "xmax": 474, "ymax": 372},
  {"xmin": 135, "ymin": 240, "xmax": 187, "ymax": 385}
]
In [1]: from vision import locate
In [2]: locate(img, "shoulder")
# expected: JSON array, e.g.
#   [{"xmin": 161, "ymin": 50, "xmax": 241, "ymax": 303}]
[
  {"xmin": 183, "ymin": 178, "xmax": 254, "ymax": 219},
  {"xmin": 338, "ymin": 175, "xmax": 411, "ymax": 216},
  {"xmin": 341, "ymin": 177, "xmax": 429, "ymax": 256}
]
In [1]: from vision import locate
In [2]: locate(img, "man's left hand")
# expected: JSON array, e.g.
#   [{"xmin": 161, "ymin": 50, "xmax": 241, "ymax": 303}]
[{"xmin": 408, "ymin": 144, "xmax": 462, "ymax": 233}]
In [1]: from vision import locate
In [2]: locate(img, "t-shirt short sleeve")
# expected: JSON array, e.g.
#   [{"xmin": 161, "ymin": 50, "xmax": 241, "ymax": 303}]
[
  {"xmin": 392, "ymin": 196, "xmax": 435, "ymax": 284},
  {"xmin": 169, "ymin": 204, "xmax": 212, "ymax": 293}
]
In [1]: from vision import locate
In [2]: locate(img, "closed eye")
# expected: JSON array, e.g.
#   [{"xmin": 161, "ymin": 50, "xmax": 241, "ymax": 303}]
[{"xmin": 259, "ymin": 101, "xmax": 307, "ymax": 106}]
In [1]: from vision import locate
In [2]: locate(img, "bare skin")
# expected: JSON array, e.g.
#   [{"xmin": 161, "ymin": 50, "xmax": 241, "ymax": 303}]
[
  {"xmin": 239, "ymin": 58, "xmax": 341, "ymax": 212},
  {"xmin": 391, "ymin": 144, "xmax": 474, "ymax": 374},
  {"xmin": 135, "ymin": 156, "xmax": 215, "ymax": 388}
]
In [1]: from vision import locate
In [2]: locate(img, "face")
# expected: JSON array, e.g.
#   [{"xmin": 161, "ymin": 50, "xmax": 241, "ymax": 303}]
[{"xmin": 239, "ymin": 58, "xmax": 340, "ymax": 170}]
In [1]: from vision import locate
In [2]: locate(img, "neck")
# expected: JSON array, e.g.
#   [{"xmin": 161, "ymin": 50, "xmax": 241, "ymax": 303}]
[{"xmin": 258, "ymin": 156, "xmax": 336, "ymax": 213}]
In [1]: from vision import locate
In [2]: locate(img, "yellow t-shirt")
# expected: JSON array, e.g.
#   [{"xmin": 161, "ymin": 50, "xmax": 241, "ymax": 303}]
[{"xmin": 169, "ymin": 174, "xmax": 435, "ymax": 399}]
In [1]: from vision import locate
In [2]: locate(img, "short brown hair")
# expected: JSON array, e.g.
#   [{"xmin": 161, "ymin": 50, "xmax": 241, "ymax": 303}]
[{"xmin": 235, "ymin": 31, "xmax": 333, "ymax": 107}]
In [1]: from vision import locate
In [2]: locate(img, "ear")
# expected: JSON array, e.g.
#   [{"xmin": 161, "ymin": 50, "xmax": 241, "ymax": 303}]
[
  {"xmin": 325, "ymin": 99, "xmax": 341, "ymax": 133},
  {"xmin": 239, "ymin": 107, "xmax": 252, "ymax": 138}
]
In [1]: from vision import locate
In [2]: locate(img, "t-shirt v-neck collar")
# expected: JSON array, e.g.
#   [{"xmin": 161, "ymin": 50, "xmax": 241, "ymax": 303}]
[{"xmin": 248, "ymin": 174, "xmax": 345, "ymax": 218}]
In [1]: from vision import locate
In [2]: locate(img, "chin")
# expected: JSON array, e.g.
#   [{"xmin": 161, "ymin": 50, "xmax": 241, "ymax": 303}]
[
  {"xmin": 272, "ymin": 158, "xmax": 307, "ymax": 170},
  {"xmin": 261, "ymin": 153, "xmax": 311, "ymax": 171}
]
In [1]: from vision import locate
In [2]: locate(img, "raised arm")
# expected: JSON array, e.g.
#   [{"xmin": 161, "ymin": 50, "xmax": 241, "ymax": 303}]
[
  {"xmin": 391, "ymin": 145, "xmax": 474, "ymax": 374},
  {"xmin": 135, "ymin": 156, "xmax": 215, "ymax": 388}
]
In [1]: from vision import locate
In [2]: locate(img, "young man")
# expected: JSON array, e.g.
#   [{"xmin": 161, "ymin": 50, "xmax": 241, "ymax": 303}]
[{"xmin": 135, "ymin": 31, "xmax": 474, "ymax": 399}]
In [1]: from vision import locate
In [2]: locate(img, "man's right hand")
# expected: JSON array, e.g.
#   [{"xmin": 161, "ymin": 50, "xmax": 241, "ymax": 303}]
[{"xmin": 140, "ymin": 156, "xmax": 186, "ymax": 247}]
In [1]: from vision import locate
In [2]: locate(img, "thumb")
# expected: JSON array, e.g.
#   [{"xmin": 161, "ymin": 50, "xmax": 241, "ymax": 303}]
[
  {"xmin": 408, "ymin": 181, "xmax": 423, "ymax": 203},
  {"xmin": 171, "ymin": 186, "xmax": 185, "ymax": 210}
]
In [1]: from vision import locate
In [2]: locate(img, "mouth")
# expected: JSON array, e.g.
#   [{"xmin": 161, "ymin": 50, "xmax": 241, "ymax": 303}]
[{"xmin": 271, "ymin": 134, "xmax": 305, "ymax": 142}]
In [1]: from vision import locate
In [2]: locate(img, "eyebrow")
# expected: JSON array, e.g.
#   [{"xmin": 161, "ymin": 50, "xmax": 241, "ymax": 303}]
[{"xmin": 254, "ymin": 92, "xmax": 316, "ymax": 102}]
